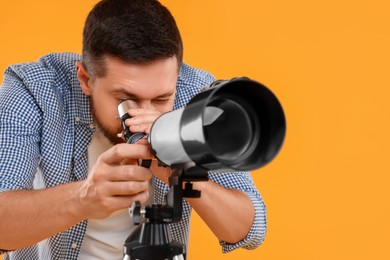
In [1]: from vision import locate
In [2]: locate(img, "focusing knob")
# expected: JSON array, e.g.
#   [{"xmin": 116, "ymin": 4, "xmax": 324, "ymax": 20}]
[{"xmin": 129, "ymin": 201, "xmax": 143, "ymax": 225}]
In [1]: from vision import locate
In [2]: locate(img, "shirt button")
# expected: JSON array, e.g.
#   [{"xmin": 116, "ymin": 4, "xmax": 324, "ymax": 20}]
[
  {"xmin": 71, "ymin": 242, "xmax": 78, "ymax": 249},
  {"xmin": 89, "ymin": 123, "xmax": 95, "ymax": 129},
  {"xmin": 75, "ymin": 116, "xmax": 80, "ymax": 122}
]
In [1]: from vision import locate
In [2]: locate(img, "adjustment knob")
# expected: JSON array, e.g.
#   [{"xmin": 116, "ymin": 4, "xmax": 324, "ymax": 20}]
[{"xmin": 129, "ymin": 201, "xmax": 142, "ymax": 225}]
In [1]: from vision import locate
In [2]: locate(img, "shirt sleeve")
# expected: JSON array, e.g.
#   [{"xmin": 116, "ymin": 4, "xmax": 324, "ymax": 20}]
[
  {"xmin": 0, "ymin": 69, "xmax": 42, "ymax": 192},
  {"xmin": 208, "ymin": 171, "xmax": 267, "ymax": 252}
]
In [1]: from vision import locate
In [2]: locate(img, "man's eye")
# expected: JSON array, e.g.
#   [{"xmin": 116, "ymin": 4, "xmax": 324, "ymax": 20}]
[
  {"xmin": 119, "ymin": 98, "xmax": 136, "ymax": 103},
  {"xmin": 153, "ymin": 99, "xmax": 169, "ymax": 103}
]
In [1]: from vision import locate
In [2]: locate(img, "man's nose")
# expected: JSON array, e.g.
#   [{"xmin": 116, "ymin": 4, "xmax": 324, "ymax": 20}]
[{"xmin": 138, "ymin": 100, "xmax": 154, "ymax": 110}]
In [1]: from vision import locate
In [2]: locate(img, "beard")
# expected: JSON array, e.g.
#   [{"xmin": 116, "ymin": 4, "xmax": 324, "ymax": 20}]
[{"xmin": 90, "ymin": 97, "xmax": 125, "ymax": 145}]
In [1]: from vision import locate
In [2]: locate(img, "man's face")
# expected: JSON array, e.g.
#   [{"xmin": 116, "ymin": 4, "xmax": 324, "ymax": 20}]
[{"xmin": 79, "ymin": 56, "xmax": 178, "ymax": 144}]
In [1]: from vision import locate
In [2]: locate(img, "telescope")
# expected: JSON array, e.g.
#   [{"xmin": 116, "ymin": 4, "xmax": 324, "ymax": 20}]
[{"xmin": 118, "ymin": 77, "xmax": 286, "ymax": 260}]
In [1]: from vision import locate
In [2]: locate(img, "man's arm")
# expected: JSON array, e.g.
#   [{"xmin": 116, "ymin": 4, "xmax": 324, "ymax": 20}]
[
  {"xmin": 186, "ymin": 181, "xmax": 255, "ymax": 244},
  {"xmin": 150, "ymin": 165, "xmax": 265, "ymax": 249},
  {"xmin": 0, "ymin": 182, "xmax": 86, "ymax": 250},
  {"xmin": 0, "ymin": 144, "xmax": 153, "ymax": 250}
]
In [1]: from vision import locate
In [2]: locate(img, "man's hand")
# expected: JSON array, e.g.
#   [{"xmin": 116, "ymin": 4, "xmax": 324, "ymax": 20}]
[
  {"xmin": 77, "ymin": 143, "xmax": 153, "ymax": 220},
  {"xmin": 0, "ymin": 143, "xmax": 155, "ymax": 250},
  {"xmin": 125, "ymin": 107, "xmax": 162, "ymax": 135},
  {"xmin": 125, "ymin": 107, "xmax": 173, "ymax": 184}
]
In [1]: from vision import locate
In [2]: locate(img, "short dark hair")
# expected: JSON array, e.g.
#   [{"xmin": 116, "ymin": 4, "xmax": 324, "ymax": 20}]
[{"xmin": 82, "ymin": 0, "xmax": 183, "ymax": 77}]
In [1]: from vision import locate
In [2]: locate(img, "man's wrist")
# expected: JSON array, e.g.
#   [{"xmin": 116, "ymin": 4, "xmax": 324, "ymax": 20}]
[{"xmin": 66, "ymin": 181, "xmax": 88, "ymax": 222}]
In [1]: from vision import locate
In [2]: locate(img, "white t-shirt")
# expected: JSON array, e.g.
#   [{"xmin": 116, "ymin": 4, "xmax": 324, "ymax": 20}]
[{"xmin": 78, "ymin": 128, "xmax": 152, "ymax": 260}]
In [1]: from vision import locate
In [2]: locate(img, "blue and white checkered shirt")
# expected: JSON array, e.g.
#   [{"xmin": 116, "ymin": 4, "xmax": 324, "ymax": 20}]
[{"xmin": 0, "ymin": 53, "xmax": 266, "ymax": 259}]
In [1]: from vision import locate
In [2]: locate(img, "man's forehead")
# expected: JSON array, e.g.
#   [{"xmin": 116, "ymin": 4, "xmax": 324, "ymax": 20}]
[
  {"xmin": 112, "ymin": 86, "xmax": 175, "ymax": 98},
  {"xmin": 95, "ymin": 56, "xmax": 178, "ymax": 90},
  {"xmin": 102, "ymin": 55, "xmax": 179, "ymax": 73}
]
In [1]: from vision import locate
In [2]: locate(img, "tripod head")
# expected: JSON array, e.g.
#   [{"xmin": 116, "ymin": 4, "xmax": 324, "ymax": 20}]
[{"xmin": 123, "ymin": 164, "xmax": 208, "ymax": 260}]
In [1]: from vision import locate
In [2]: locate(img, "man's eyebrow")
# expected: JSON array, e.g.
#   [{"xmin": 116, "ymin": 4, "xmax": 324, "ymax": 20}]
[
  {"xmin": 155, "ymin": 91, "xmax": 175, "ymax": 98},
  {"xmin": 112, "ymin": 88, "xmax": 175, "ymax": 98},
  {"xmin": 112, "ymin": 88, "xmax": 137, "ymax": 98}
]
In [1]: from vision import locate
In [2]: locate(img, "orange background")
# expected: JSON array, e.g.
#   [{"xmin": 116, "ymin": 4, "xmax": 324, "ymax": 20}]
[{"xmin": 1, "ymin": 0, "xmax": 390, "ymax": 259}]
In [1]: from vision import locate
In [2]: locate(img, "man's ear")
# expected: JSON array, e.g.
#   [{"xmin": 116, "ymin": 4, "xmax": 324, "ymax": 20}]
[{"xmin": 76, "ymin": 61, "xmax": 93, "ymax": 96}]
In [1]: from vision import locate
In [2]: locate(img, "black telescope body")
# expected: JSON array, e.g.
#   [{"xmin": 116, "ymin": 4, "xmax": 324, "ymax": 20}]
[{"xmin": 148, "ymin": 77, "xmax": 286, "ymax": 172}]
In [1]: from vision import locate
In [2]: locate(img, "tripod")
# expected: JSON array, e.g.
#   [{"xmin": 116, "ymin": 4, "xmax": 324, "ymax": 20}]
[{"xmin": 123, "ymin": 164, "xmax": 208, "ymax": 260}]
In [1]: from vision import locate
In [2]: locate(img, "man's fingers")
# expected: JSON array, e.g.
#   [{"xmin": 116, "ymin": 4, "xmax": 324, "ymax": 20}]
[
  {"xmin": 125, "ymin": 114, "xmax": 160, "ymax": 125},
  {"xmin": 99, "ymin": 143, "xmax": 154, "ymax": 165},
  {"xmin": 129, "ymin": 123, "xmax": 154, "ymax": 134},
  {"xmin": 105, "ymin": 165, "xmax": 152, "ymax": 182},
  {"xmin": 94, "ymin": 192, "xmax": 150, "ymax": 216},
  {"xmin": 127, "ymin": 108, "xmax": 160, "ymax": 117},
  {"xmin": 105, "ymin": 180, "xmax": 150, "ymax": 196}
]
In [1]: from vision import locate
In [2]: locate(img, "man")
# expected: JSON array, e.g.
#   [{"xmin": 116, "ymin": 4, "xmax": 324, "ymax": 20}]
[{"xmin": 0, "ymin": 0, "xmax": 266, "ymax": 259}]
